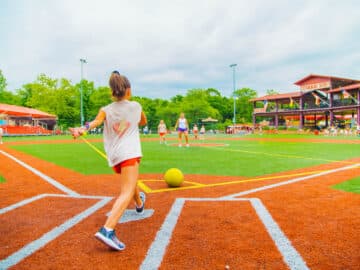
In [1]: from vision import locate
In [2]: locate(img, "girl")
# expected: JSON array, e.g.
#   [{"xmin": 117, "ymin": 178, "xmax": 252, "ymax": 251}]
[
  {"xmin": 158, "ymin": 119, "xmax": 167, "ymax": 144},
  {"xmin": 70, "ymin": 71, "xmax": 147, "ymax": 251},
  {"xmin": 193, "ymin": 124, "xmax": 199, "ymax": 140},
  {"xmin": 174, "ymin": 112, "xmax": 189, "ymax": 147},
  {"xmin": 200, "ymin": 124, "xmax": 206, "ymax": 140}
]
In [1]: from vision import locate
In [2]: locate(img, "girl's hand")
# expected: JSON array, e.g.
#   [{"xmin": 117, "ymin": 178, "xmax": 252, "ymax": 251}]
[{"xmin": 69, "ymin": 127, "xmax": 87, "ymax": 139}]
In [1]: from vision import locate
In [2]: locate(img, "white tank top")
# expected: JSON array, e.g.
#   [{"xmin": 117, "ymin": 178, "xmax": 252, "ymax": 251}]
[
  {"xmin": 158, "ymin": 123, "xmax": 167, "ymax": 133},
  {"xmin": 102, "ymin": 100, "xmax": 142, "ymax": 167},
  {"xmin": 178, "ymin": 118, "xmax": 187, "ymax": 129}
]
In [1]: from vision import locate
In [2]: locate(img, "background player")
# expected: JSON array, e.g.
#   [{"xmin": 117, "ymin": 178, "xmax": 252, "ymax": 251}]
[
  {"xmin": 174, "ymin": 112, "xmax": 189, "ymax": 147},
  {"xmin": 158, "ymin": 119, "xmax": 167, "ymax": 144}
]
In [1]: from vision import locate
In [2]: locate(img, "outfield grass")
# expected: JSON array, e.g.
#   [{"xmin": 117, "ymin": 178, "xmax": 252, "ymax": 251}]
[
  {"xmin": 0, "ymin": 175, "xmax": 5, "ymax": 183},
  {"xmin": 9, "ymin": 134, "xmax": 360, "ymax": 177},
  {"xmin": 332, "ymin": 177, "xmax": 360, "ymax": 194}
]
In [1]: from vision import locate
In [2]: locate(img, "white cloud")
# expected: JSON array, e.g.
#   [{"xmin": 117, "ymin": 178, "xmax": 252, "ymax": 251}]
[{"xmin": 1, "ymin": 0, "xmax": 359, "ymax": 98}]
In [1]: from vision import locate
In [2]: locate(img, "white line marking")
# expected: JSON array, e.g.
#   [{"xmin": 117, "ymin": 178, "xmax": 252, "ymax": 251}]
[
  {"xmin": 0, "ymin": 194, "xmax": 48, "ymax": 215},
  {"xmin": 220, "ymin": 162, "xmax": 360, "ymax": 199},
  {"xmin": 106, "ymin": 209, "xmax": 155, "ymax": 223},
  {"xmin": 0, "ymin": 193, "xmax": 113, "ymax": 215},
  {"xmin": 0, "ymin": 195, "xmax": 112, "ymax": 269},
  {"xmin": 140, "ymin": 198, "xmax": 185, "ymax": 270},
  {"xmin": 250, "ymin": 198, "xmax": 309, "ymax": 270},
  {"xmin": 0, "ymin": 150, "xmax": 79, "ymax": 196},
  {"xmin": 141, "ymin": 197, "xmax": 309, "ymax": 270}
]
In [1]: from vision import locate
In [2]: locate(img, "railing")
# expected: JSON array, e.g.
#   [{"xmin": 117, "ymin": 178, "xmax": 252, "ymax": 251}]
[{"xmin": 332, "ymin": 99, "xmax": 358, "ymax": 107}]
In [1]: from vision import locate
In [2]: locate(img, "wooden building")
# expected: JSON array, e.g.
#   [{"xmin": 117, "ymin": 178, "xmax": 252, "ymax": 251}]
[{"xmin": 251, "ymin": 74, "xmax": 360, "ymax": 129}]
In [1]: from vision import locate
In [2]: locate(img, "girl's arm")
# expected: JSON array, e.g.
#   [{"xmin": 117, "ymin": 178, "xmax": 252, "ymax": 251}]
[
  {"xmin": 87, "ymin": 110, "xmax": 106, "ymax": 130},
  {"xmin": 139, "ymin": 111, "xmax": 147, "ymax": 126},
  {"xmin": 174, "ymin": 119, "xmax": 179, "ymax": 130},
  {"xmin": 70, "ymin": 109, "xmax": 106, "ymax": 138}
]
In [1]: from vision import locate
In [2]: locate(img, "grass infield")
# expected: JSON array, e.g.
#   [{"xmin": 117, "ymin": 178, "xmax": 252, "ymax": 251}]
[
  {"xmin": 333, "ymin": 177, "xmax": 360, "ymax": 194},
  {"xmin": 8, "ymin": 134, "xmax": 360, "ymax": 177}
]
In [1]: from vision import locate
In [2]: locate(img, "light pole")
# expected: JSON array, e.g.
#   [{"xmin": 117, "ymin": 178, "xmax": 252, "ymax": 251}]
[
  {"xmin": 229, "ymin": 63, "xmax": 237, "ymax": 126},
  {"xmin": 80, "ymin": 58, "xmax": 87, "ymax": 126}
]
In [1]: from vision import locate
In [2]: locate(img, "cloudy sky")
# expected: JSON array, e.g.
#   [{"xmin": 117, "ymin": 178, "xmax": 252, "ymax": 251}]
[{"xmin": 1, "ymin": 0, "xmax": 360, "ymax": 98}]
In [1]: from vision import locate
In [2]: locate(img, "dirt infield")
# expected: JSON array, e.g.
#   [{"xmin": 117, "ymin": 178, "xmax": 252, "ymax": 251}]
[{"xmin": 0, "ymin": 139, "xmax": 359, "ymax": 269}]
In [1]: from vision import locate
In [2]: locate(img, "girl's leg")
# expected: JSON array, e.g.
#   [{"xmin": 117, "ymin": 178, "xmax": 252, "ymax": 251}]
[
  {"xmin": 185, "ymin": 132, "xmax": 189, "ymax": 144},
  {"xmin": 104, "ymin": 163, "xmax": 139, "ymax": 229},
  {"xmin": 178, "ymin": 132, "xmax": 183, "ymax": 146},
  {"xmin": 133, "ymin": 185, "xmax": 142, "ymax": 207}
]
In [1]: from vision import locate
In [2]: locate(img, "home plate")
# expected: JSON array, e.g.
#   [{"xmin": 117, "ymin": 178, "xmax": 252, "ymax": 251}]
[{"xmin": 106, "ymin": 209, "xmax": 154, "ymax": 223}]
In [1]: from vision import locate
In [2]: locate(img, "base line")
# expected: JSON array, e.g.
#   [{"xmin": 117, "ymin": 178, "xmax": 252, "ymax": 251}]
[
  {"xmin": 0, "ymin": 150, "xmax": 79, "ymax": 196},
  {"xmin": 0, "ymin": 195, "xmax": 112, "ymax": 269},
  {"xmin": 141, "ymin": 198, "xmax": 309, "ymax": 270},
  {"xmin": 221, "ymin": 162, "xmax": 360, "ymax": 199}
]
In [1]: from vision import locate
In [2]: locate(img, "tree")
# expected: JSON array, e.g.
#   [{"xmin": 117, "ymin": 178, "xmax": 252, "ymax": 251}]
[
  {"xmin": 0, "ymin": 70, "xmax": 21, "ymax": 105},
  {"xmin": 0, "ymin": 70, "xmax": 6, "ymax": 93},
  {"xmin": 266, "ymin": 89, "xmax": 279, "ymax": 95},
  {"xmin": 234, "ymin": 88, "xmax": 257, "ymax": 123}
]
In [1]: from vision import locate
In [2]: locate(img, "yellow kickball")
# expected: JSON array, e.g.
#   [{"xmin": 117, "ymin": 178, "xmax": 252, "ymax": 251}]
[{"xmin": 164, "ymin": 168, "xmax": 184, "ymax": 187}]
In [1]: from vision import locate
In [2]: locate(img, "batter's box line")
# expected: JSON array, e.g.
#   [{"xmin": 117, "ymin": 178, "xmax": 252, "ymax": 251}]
[
  {"xmin": 221, "ymin": 162, "xmax": 360, "ymax": 199},
  {"xmin": 0, "ymin": 193, "xmax": 113, "ymax": 269},
  {"xmin": 140, "ymin": 197, "xmax": 309, "ymax": 270}
]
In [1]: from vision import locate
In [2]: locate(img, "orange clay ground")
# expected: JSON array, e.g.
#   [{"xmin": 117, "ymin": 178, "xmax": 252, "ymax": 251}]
[{"xmin": 0, "ymin": 138, "xmax": 359, "ymax": 270}]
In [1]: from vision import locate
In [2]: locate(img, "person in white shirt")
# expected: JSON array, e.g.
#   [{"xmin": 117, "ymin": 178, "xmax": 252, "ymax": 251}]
[
  {"xmin": 174, "ymin": 112, "xmax": 189, "ymax": 147},
  {"xmin": 158, "ymin": 119, "xmax": 167, "ymax": 144},
  {"xmin": 70, "ymin": 71, "xmax": 147, "ymax": 251}
]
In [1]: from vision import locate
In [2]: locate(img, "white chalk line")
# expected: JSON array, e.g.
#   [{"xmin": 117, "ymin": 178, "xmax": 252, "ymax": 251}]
[
  {"xmin": 140, "ymin": 197, "xmax": 309, "ymax": 270},
  {"xmin": 0, "ymin": 149, "xmax": 113, "ymax": 269},
  {"xmin": 220, "ymin": 162, "xmax": 360, "ymax": 199},
  {"xmin": 0, "ymin": 194, "xmax": 112, "ymax": 269},
  {"xmin": 0, "ymin": 150, "xmax": 79, "ymax": 196},
  {"xmin": 142, "ymin": 162, "xmax": 359, "ymax": 269}
]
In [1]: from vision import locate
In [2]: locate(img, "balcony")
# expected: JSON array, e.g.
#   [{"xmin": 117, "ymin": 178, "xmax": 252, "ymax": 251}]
[{"xmin": 332, "ymin": 99, "xmax": 358, "ymax": 107}]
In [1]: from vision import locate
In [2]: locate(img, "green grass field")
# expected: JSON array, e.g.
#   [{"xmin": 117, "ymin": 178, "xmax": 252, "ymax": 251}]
[
  {"xmin": 8, "ymin": 134, "xmax": 360, "ymax": 178},
  {"xmin": 333, "ymin": 177, "xmax": 360, "ymax": 194},
  {"xmin": 0, "ymin": 175, "xmax": 5, "ymax": 183}
]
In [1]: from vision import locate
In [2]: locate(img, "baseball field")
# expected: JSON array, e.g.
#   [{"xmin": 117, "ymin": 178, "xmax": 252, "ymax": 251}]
[{"xmin": 0, "ymin": 133, "xmax": 359, "ymax": 269}]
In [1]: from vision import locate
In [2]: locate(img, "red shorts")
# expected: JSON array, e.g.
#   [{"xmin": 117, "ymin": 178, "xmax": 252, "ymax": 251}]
[
  {"xmin": 112, "ymin": 157, "xmax": 141, "ymax": 174},
  {"xmin": 159, "ymin": 132, "xmax": 166, "ymax": 136}
]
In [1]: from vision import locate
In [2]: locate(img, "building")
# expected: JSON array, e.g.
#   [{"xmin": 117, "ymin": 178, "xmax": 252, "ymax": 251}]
[
  {"xmin": 0, "ymin": 103, "xmax": 57, "ymax": 135},
  {"xmin": 251, "ymin": 74, "xmax": 360, "ymax": 129}
]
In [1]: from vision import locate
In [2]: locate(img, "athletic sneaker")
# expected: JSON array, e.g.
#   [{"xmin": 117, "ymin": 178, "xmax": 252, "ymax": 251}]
[
  {"xmin": 94, "ymin": 227, "xmax": 125, "ymax": 251},
  {"xmin": 136, "ymin": 192, "xmax": 146, "ymax": 214},
  {"xmin": 178, "ymin": 144, "xmax": 182, "ymax": 147},
  {"xmin": 186, "ymin": 144, "xmax": 190, "ymax": 147}
]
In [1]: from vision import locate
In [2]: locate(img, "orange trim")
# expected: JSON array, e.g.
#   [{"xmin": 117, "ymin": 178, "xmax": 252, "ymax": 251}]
[{"xmin": 113, "ymin": 157, "xmax": 141, "ymax": 174}]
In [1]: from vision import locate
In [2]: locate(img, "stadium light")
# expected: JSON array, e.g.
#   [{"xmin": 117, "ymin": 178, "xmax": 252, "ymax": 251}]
[
  {"xmin": 80, "ymin": 58, "xmax": 87, "ymax": 126},
  {"xmin": 229, "ymin": 64, "xmax": 237, "ymax": 126}
]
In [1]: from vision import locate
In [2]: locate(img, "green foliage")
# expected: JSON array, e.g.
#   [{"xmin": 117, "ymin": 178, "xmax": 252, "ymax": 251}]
[
  {"xmin": 2, "ymin": 72, "xmax": 261, "ymax": 131},
  {"xmin": 234, "ymin": 88, "xmax": 258, "ymax": 123},
  {"xmin": 266, "ymin": 89, "xmax": 279, "ymax": 95},
  {"xmin": 0, "ymin": 70, "xmax": 21, "ymax": 105}
]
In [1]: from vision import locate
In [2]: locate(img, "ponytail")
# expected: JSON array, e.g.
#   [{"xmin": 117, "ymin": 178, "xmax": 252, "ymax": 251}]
[{"xmin": 109, "ymin": 71, "xmax": 131, "ymax": 99}]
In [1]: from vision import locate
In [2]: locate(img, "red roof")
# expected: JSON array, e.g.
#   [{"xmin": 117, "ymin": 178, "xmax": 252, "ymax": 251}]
[
  {"xmin": 250, "ymin": 91, "xmax": 302, "ymax": 102},
  {"xmin": 328, "ymin": 83, "xmax": 360, "ymax": 93},
  {"xmin": 294, "ymin": 74, "xmax": 360, "ymax": 86},
  {"xmin": 0, "ymin": 103, "xmax": 56, "ymax": 118}
]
